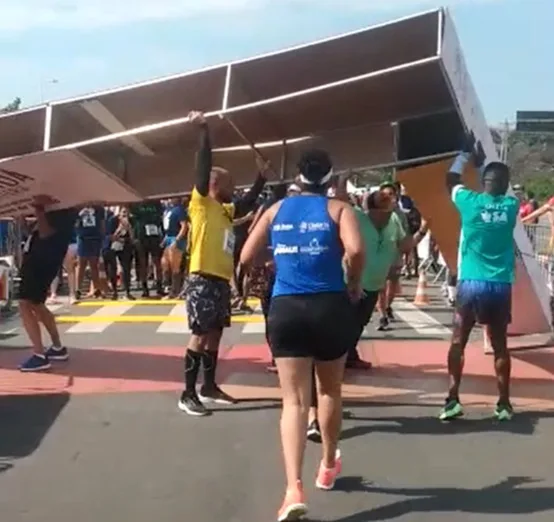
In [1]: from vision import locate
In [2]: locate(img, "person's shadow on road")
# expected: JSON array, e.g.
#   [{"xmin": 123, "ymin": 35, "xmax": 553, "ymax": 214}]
[
  {"xmin": 340, "ymin": 410, "xmax": 550, "ymax": 439},
  {"xmin": 331, "ymin": 475, "xmax": 554, "ymax": 521}
]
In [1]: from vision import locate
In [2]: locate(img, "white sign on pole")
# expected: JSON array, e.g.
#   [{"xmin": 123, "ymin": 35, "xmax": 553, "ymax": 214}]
[
  {"xmin": 0, "ymin": 149, "xmax": 141, "ymax": 218},
  {"xmin": 440, "ymin": 9, "xmax": 551, "ymax": 333}
]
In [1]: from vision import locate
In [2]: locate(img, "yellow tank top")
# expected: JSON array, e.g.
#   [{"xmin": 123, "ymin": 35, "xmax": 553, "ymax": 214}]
[{"xmin": 187, "ymin": 188, "xmax": 236, "ymax": 281}]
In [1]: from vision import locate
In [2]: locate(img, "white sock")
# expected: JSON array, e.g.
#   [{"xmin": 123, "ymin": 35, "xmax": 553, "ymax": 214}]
[{"xmin": 447, "ymin": 286, "xmax": 456, "ymax": 301}]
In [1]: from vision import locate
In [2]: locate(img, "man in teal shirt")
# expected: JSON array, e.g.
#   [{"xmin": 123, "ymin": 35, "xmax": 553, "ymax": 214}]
[
  {"xmin": 440, "ymin": 134, "xmax": 518, "ymax": 423},
  {"xmin": 346, "ymin": 188, "xmax": 428, "ymax": 368}
]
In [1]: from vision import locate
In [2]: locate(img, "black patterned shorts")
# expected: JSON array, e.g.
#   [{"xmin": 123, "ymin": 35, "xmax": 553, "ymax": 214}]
[{"xmin": 185, "ymin": 273, "xmax": 231, "ymax": 335}]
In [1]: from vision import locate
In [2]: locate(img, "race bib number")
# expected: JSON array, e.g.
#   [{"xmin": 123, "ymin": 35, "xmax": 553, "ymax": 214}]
[
  {"xmin": 163, "ymin": 212, "xmax": 170, "ymax": 232},
  {"xmin": 82, "ymin": 214, "xmax": 96, "ymax": 228},
  {"xmin": 145, "ymin": 224, "xmax": 159, "ymax": 237},
  {"xmin": 223, "ymin": 229, "xmax": 235, "ymax": 256},
  {"xmin": 111, "ymin": 241, "xmax": 124, "ymax": 252}
]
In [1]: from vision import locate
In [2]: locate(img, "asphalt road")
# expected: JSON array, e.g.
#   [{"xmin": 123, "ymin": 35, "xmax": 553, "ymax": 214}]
[{"xmin": 2, "ymin": 281, "xmax": 554, "ymax": 522}]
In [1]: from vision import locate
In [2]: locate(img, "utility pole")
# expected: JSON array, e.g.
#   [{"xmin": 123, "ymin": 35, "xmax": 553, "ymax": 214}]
[{"xmin": 499, "ymin": 119, "xmax": 511, "ymax": 164}]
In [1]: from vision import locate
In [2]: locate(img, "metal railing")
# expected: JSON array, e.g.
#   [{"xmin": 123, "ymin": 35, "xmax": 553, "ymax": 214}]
[{"xmin": 523, "ymin": 223, "xmax": 554, "ymax": 295}]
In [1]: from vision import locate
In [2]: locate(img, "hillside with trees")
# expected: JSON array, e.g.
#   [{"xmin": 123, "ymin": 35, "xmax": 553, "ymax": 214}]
[
  {"xmin": 0, "ymin": 97, "xmax": 21, "ymax": 114},
  {"xmin": 506, "ymin": 130, "xmax": 554, "ymax": 201}
]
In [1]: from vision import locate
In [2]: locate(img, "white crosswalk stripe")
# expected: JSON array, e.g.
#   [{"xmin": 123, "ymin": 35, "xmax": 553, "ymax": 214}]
[
  {"xmin": 65, "ymin": 304, "xmax": 135, "ymax": 334},
  {"xmin": 392, "ymin": 298, "xmax": 452, "ymax": 336},
  {"xmin": 241, "ymin": 322, "xmax": 266, "ymax": 334},
  {"xmin": 46, "ymin": 304, "xmax": 65, "ymax": 313},
  {"xmin": 51, "ymin": 298, "xmax": 451, "ymax": 338},
  {"xmin": 156, "ymin": 304, "xmax": 190, "ymax": 334}
]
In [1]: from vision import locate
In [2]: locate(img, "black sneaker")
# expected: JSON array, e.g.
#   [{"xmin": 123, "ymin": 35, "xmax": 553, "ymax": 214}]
[
  {"xmin": 198, "ymin": 385, "xmax": 237, "ymax": 405},
  {"xmin": 45, "ymin": 345, "xmax": 69, "ymax": 361},
  {"xmin": 141, "ymin": 287, "xmax": 150, "ymax": 298},
  {"xmin": 307, "ymin": 419, "xmax": 322, "ymax": 443},
  {"xmin": 75, "ymin": 290, "xmax": 82, "ymax": 301},
  {"xmin": 386, "ymin": 307, "xmax": 395, "ymax": 322},
  {"xmin": 178, "ymin": 391, "xmax": 209, "ymax": 416},
  {"xmin": 377, "ymin": 317, "xmax": 390, "ymax": 331}
]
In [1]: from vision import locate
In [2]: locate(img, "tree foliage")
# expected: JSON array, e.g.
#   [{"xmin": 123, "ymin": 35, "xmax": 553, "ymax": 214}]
[
  {"xmin": 507, "ymin": 130, "xmax": 554, "ymax": 202},
  {"xmin": 0, "ymin": 97, "xmax": 21, "ymax": 114}
]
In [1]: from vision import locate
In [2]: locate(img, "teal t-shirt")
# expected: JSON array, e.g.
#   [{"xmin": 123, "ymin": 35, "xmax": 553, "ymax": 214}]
[
  {"xmin": 452, "ymin": 185, "xmax": 518, "ymax": 283},
  {"xmin": 353, "ymin": 207, "xmax": 406, "ymax": 291}
]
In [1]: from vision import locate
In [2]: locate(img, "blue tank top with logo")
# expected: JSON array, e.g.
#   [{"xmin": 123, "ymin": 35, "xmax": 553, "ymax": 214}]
[
  {"xmin": 271, "ymin": 195, "xmax": 345, "ymax": 297},
  {"xmin": 163, "ymin": 205, "xmax": 186, "ymax": 237}
]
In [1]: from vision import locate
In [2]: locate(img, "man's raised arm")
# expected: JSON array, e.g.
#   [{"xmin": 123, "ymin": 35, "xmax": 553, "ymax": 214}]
[
  {"xmin": 234, "ymin": 157, "xmax": 270, "ymax": 217},
  {"xmin": 189, "ymin": 111, "xmax": 211, "ymax": 197},
  {"xmin": 446, "ymin": 133, "xmax": 486, "ymax": 197}
]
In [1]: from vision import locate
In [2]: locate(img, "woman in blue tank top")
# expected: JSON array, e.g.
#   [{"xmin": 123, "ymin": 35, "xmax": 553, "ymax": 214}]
[{"xmin": 240, "ymin": 149, "xmax": 364, "ymax": 521}]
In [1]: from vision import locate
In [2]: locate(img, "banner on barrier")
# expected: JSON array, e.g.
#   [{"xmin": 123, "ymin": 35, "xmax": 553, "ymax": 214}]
[{"xmin": 0, "ymin": 149, "xmax": 141, "ymax": 218}]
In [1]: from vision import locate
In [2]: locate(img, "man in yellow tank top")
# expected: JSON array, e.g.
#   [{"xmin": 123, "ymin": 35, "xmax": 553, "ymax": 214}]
[{"xmin": 178, "ymin": 111, "xmax": 269, "ymax": 417}]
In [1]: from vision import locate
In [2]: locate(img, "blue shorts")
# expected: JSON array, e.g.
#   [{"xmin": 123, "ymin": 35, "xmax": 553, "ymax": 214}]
[
  {"xmin": 456, "ymin": 280, "xmax": 512, "ymax": 326},
  {"xmin": 163, "ymin": 236, "xmax": 186, "ymax": 251},
  {"xmin": 77, "ymin": 237, "xmax": 102, "ymax": 258}
]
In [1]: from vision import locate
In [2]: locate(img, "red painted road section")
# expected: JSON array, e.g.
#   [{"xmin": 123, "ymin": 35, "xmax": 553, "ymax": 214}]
[{"xmin": 2, "ymin": 340, "xmax": 554, "ymax": 410}]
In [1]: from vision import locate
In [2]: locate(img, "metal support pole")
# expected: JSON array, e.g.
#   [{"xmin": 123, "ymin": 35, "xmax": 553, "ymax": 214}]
[
  {"xmin": 391, "ymin": 121, "xmax": 399, "ymax": 179},
  {"xmin": 222, "ymin": 64, "xmax": 232, "ymax": 112},
  {"xmin": 280, "ymin": 140, "xmax": 288, "ymax": 180},
  {"xmin": 43, "ymin": 103, "xmax": 53, "ymax": 150}
]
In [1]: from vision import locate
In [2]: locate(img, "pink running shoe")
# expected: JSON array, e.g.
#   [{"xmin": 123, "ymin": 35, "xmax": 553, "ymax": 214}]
[
  {"xmin": 277, "ymin": 480, "xmax": 308, "ymax": 521},
  {"xmin": 315, "ymin": 449, "xmax": 342, "ymax": 490}
]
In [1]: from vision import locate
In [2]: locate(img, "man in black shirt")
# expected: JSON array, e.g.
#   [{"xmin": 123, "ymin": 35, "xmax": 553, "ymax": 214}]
[{"xmin": 18, "ymin": 198, "xmax": 77, "ymax": 372}]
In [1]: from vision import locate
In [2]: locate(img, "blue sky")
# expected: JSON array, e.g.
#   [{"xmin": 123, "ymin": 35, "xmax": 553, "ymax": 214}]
[{"xmin": 0, "ymin": 0, "xmax": 551, "ymax": 124}]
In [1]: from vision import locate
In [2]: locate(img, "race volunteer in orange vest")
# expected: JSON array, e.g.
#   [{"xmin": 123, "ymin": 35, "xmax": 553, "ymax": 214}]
[{"xmin": 178, "ymin": 110, "xmax": 269, "ymax": 417}]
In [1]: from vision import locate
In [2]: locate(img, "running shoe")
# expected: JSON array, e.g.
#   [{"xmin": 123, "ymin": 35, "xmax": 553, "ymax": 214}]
[
  {"xmin": 306, "ymin": 419, "xmax": 322, "ymax": 443},
  {"xmin": 494, "ymin": 402, "xmax": 514, "ymax": 421},
  {"xmin": 386, "ymin": 307, "xmax": 395, "ymax": 322},
  {"xmin": 45, "ymin": 346, "xmax": 69, "ymax": 361},
  {"xmin": 315, "ymin": 449, "xmax": 342, "ymax": 490},
  {"xmin": 178, "ymin": 391, "xmax": 209, "ymax": 417},
  {"xmin": 377, "ymin": 317, "xmax": 390, "ymax": 331},
  {"xmin": 198, "ymin": 385, "xmax": 237, "ymax": 405},
  {"xmin": 439, "ymin": 398, "xmax": 464, "ymax": 421},
  {"xmin": 19, "ymin": 354, "xmax": 51, "ymax": 372},
  {"xmin": 277, "ymin": 481, "xmax": 307, "ymax": 522}
]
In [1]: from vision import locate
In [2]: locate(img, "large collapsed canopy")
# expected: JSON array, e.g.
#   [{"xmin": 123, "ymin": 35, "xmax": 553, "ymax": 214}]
[{"xmin": 0, "ymin": 8, "xmax": 463, "ymax": 197}]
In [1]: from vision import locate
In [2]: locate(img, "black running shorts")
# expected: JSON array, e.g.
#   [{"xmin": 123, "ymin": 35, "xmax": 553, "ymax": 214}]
[
  {"xmin": 19, "ymin": 237, "xmax": 66, "ymax": 305},
  {"xmin": 185, "ymin": 273, "xmax": 231, "ymax": 335},
  {"xmin": 138, "ymin": 236, "xmax": 162, "ymax": 260},
  {"xmin": 267, "ymin": 291, "xmax": 358, "ymax": 361}
]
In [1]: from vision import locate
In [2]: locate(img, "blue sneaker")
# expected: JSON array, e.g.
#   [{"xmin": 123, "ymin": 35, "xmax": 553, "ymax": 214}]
[
  {"xmin": 45, "ymin": 346, "xmax": 69, "ymax": 361},
  {"xmin": 19, "ymin": 354, "xmax": 51, "ymax": 372}
]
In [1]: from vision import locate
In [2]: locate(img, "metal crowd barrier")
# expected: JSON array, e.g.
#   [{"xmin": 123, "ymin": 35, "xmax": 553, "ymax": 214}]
[
  {"xmin": 0, "ymin": 219, "xmax": 23, "ymax": 314},
  {"xmin": 524, "ymin": 223, "xmax": 554, "ymax": 296}
]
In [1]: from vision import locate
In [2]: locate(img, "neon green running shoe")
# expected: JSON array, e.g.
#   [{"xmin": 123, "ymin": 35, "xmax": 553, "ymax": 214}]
[
  {"xmin": 439, "ymin": 398, "xmax": 464, "ymax": 421},
  {"xmin": 494, "ymin": 402, "xmax": 514, "ymax": 421}
]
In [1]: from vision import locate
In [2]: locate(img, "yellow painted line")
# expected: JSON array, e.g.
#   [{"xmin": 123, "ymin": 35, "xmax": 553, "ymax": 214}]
[
  {"xmin": 77, "ymin": 298, "xmax": 261, "ymax": 307},
  {"xmin": 56, "ymin": 314, "xmax": 264, "ymax": 324}
]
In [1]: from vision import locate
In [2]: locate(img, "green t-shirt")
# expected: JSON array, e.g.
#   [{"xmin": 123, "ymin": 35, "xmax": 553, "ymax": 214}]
[
  {"xmin": 452, "ymin": 185, "xmax": 518, "ymax": 283},
  {"xmin": 353, "ymin": 207, "xmax": 406, "ymax": 291},
  {"xmin": 131, "ymin": 202, "xmax": 163, "ymax": 239}
]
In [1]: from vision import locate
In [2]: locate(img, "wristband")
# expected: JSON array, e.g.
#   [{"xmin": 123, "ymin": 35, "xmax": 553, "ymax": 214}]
[{"xmin": 450, "ymin": 152, "xmax": 471, "ymax": 175}]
